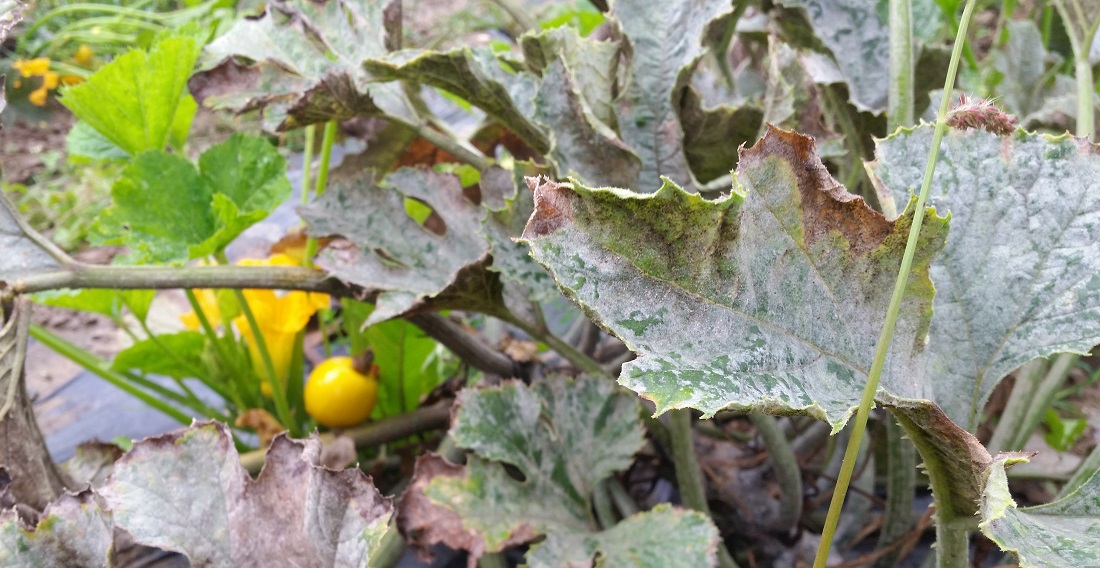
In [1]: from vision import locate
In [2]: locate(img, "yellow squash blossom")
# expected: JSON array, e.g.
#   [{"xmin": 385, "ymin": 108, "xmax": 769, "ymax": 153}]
[
  {"xmin": 179, "ymin": 288, "xmax": 223, "ymax": 331},
  {"xmin": 234, "ymin": 254, "xmax": 330, "ymax": 395},
  {"xmin": 13, "ymin": 58, "xmax": 50, "ymax": 77},
  {"xmin": 74, "ymin": 45, "xmax": 94, "ymax": 66}
]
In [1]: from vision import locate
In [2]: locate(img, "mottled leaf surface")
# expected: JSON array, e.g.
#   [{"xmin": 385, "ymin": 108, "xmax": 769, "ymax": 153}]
[
  {"xmin": 94, "ymin": 134, "xmax": 290, "ymax": 263},
  {"xmin": 61, "ymin": 36, "xmax": 200, "ymax": 155},
  {"xmin": 612, "ymin": 0, "xmax": 733, "ymax": 191},
  {"xmin": 101, "ymin": 422, "xmax": 392, "ymax": 566},
  {"xmin": 0, "ymin": 0, "xmax": 23, "ymax": 44},
  {"xmin": 0, "ymin": 193, "xmax": 63, "ymax": 285},
  {"xmin": 0, "ymin": 491, "xmax": 113, "ymax": 567},
  {"xmin": 301, "ymin": 168, "xmax": 498, "ymax": 325},
  {"xmin": 980, "ymin": 453, "xmax": 1100, "ymax": 567},
  {"xmin": 521, "ymin": 126, "xmax": 948, "ymax": 429},
  {"xmin": 364, "ymin": 48, "xmax": 547, "ymax": 152},
  {"xmin": 776, "ymin": 0, "xmax": 888, "ymax": 112},
  {"xmin": 480, "ymin": 170, "xmax": 559, "ymax": 304},
  {"xmin": 533, "ymin": 59, "xmax": 641, "ymax": 188},
  {"xmin": 190, "ymin": 0, "xmax": 409, "ymax": 131},
  {"xmin": 400, "ymin": 377, "xmax": 715, "ymax": 567},
  {"xmin": 521, "ymin": 26, "xmax": 620, "ymax": 130},
  {"xmin": 869, "ymin": 127, "xmax": 1100, "ymax": 429}
]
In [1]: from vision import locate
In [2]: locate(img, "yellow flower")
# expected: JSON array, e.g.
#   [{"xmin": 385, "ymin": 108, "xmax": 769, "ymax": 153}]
[
  {"xmin": 28, "ymin": 86, "xmax": 48, "ymax": 106},
  {"xmin": 42, "ymin": 72, "xmax": 59, "ymax": 90},
  {"xmin": 60, "ymin": 75, "xmax": 84, "ymax": 86},
  {"xmin": 13, "ymin": 58, "xmax": 50, "ymax": 78},
  {"xmin": 233, "ymin": 254, "xmax": 330, "ymax": 394},
  {"xmin": 74, "ymin": 45, "xmax": 94, "ymax": 66},
  {"xmin": 180, "ymin": 289, "xmax": 223, "ymax": 330}
]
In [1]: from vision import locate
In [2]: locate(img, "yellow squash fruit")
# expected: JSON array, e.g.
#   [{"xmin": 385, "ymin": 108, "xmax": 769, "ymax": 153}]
[{"xmin": 304, "ymin": 357, "xmax": 378, "ymax": 428}]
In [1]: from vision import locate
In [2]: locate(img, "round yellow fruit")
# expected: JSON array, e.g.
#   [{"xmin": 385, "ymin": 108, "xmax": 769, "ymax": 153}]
[{"xmin": 304, "ymin": 356, "xmax": 378, "ymax": 428}]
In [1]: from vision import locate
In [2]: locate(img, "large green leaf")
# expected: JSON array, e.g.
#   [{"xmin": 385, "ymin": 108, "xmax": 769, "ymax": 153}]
[
  {"xmin": 93, "ymin": 134, "xmax": 290, "ymax": 264},
  {"xmin": 869, "ymin": 127, "xmax": 1100, "ymax": 430},
  {"xmin": 612, "ymin": 0, "xmax": 733, "ymax": 191},
  {"xmin": 60, "ymin": 36, "xmax": 201, "ymax": 156},
  {"xmin": 0, "ymin": 491, "xmax": 113, "ymax": 566},
  {"xmin": 520, "ymin": 126, "xmax": 947, "ymax": 429},
  {"xmin": 301, "ymin": 168, "xmax": 501, "ymax": 325},
  {"xmin": 399, "ymin": 376, "xmax": 718, "ymax": 567},
  {"xmin": 979, "ymin": 453, "xmax": 1100, "ymax": 567},
  {"xmin": 364, "ymin": 48, "xmax": 547, "ymax": 152},
  {"xmin": 101, "ymin": 422, "xmax": 393, "ymax": 566},
  {"xmin": 190, "ymin": 0, "xmax": 410, "ymax": 131},
  {"xmin": 775, "ymin": 0, "xmax": 888, "ymax": 113}
]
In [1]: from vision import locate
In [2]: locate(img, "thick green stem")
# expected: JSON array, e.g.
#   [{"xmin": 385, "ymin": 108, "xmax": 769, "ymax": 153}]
[
  {"xmin": 10, "ymin": 264, "xmax": 341, "ymax": 296},
  {"xmin": 813, "ymin": 1, "xmax": 978, "ymax": 566},
  {"xmin": 749, "ymin": 413, "xmax": 802, "ymax": 532},
  {"xmin": 988, "ymin": 356, "xmax": 1075, "ymax": 454},
  {"xmin": 1075, "ymin": 56, "xmax": 1094, "ymax": 138},
  {"xmin": 303, "ymin": 121, "xmax": 338, "ymax": 265},
  {"xmin": 934, "ymin": 518, "xmax": 971, "ymax": 568},
  {"xmin": 669, "ymin": 409, "xmax": 741, "ymax": 568},
  {"xmin": 367, "ymin": 524, "xmax": 407, "ymax": 568},
  {"xmin": 888, "ymin": 0, "xmax": 914, "ymax": 131},
  {"xmin": 232, "ymin": 286, "xmax": 298, "ymax": 438},
  {"xmin": 498, "ymin": 312, "xmax": 607, "ymax": 376},
  {"xmin": 873, "ymin": 416, "xmax": 916, "ymax": 568}
]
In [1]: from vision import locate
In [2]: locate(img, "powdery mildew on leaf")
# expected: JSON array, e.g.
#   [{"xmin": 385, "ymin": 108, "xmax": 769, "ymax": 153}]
[
  {"xmin": 0, "ymin": 490, "xmax": 113, "ymax": 566},
  {"xmin": 612, "ymin": 0, "xmax": 734, "ymax": 191},
  {"xmin": 0, "ymin": 193, "xmax": 62, "ymax": 286},
  {"xmin": 399, "ymin": 376, "xmax": 717, "ymax": 567},
  {"xmin": 190, "ymin": 0, "xmax": 409, "ymax": 131},
  {"xmin": 979, "ymin": 453, "xmax": 1100, "ymax": 567},
  {"xmin": 869, "ymin": 127, "xmax": 1100, "ymax": 430},
  {"xmin": 100, "ymin": 422, "xmax": 392, "ymax": 566},
  {"xmin": 521, "ymin": 126, "xmax": 947, "ymax": 430},
  {"xmin": 301, "ymin": 168, "xmax": 500, "ymax": 325}
]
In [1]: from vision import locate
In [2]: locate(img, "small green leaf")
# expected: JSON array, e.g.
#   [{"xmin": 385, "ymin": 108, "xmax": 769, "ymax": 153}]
[
  {"xmin": 1042, "ymin": 408, "xmax": 1087, "ymax": 451},
  {"xmin": 60, "ymin": 36, "xmax": 201, "ymax": 155},
  {"xmin": 112, "ymin": 331, "xmax": 207, "ymax": 380},
  {"xmin": 94, "ymin": 134, "xmax": 290, "ymax": 264},
  {"xmin": 980, "ymin": 453, "xmax": 1100, "ymax": 567},
  {"xmin": 32, "ymin": 289, "xmax": 155, "ymax": 322},
  {"xmin": 66, "ymin": 121, "xmax": 130, "ymax": 162}
]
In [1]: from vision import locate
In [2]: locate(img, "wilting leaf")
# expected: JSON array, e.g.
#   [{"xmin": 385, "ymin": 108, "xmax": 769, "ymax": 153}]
[
  {"xmin": 480, "ymin": 171, "xmax": 560, "ymax": 304},
  {"xmin": 979, "ymin": 453, "xmax": 1100, "ymax": 567},
  {"xmin": 521, "ymin": 26, "xmax": 620, "ymax": 129},
  {"xmin": 400, "ymin": 376, "xmax": 717, "ymax": 567},
  {"xmin": 61, "ymin": 36, "xmax": 201, "ymax": 155},
  {"xmin": 0, "ymin": 491, "xmax": 113, "ymax": 566},
  {"xmin": 869, "ymin": 127, "xmax": 1100, "ymax": 430},
  {"xmin": 301, "ymin": 168, "xmax": 500, "ymax": 325},
  {"xmin": 521, "ymin": 126, "xmax": 947, "ymax": 429},
  {"xmin": 191, "ymin": 0, "xmax": 410, "ymax": 131},
  {"xmin": 0, "ymin": 193, "xmax": 64, "ymax": 286},
  {"xmin": 94, "ymin": 134, "xmax": 290, "ymax": 263},
  {"xmin": 679, "ymin": 87, "xmax": 763, "ymax": 184},
  {"xmin": 533, "ymin": 58, "xmax": 641, "ymax": 188},
  {"xmin": 775, "ymin": 0, "xmax": 888, "ymax": 113},
  {"xmin": 101, "ymin": 422, "xmax": 392, "ymax": 566},
  {"xmin": 0, "ymin": 0, "xmax": 23, "ymax": 44},
  {"xmin": 612, "ymin": 0, "xmax": 734, "ymax": 191},
  {"xmin": 364, "ymin": 48, "xmax": 547, "ymax": 152}
]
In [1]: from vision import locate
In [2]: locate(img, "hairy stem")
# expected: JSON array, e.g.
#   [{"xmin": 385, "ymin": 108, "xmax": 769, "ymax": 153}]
[
  {"xmin": 813, "ymin": 1, "xmax": 978, "ymax": 566},
  {"xmin": 749, "ymin": 413, "xmax": 802, "ymax": 532},
  {"xmin": 888, "ymin": 0, "xmax": 914, "ymax": 131},
  {"xmin": 873, "ymin": 416, "xmax": 916, "ymax": 568}
]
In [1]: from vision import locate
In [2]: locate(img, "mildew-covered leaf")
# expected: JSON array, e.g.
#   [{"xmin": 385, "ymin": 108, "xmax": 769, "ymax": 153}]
[
  {"xmin": 979, "ymin": 453, "xmax": 1100, "ymax": 567},
  {"xmin": 190, "ymin": 0, "xmax": 410, "ymax": 131},
  {"xmin": 612, "ymin": 0, "xmax": 734, "ymax": 191},
  {"xmin": 480, "ymin": 170, "xmax": 560, "ymax": 304},
  {"xmin": 301, "ymin": 168, "xmax": 501, "ymax": 325},
  {"xmin": 101, "ymin": 422, "xmax": 392, "ymax": 566},
  {"xmin": 775, "ymin": 0, "xmax": 888, "ymax": 113},
  {"xmin": 520, "ymin": 126, "xmax": 948, "ymax": 429},
  {"xmin": 679, "ymin": 87, "xmax": 763, "ymax": 185},
  {"xmin": 869, "ymin": 127, "xmax": 1100, "ymax": 430},
  {"xmin": 0, "ymin": 194, "xmax": 65, "ymax": 287},
  {"xmin": 533, "ymin": 58, "xmax": 641, "ymax": 188},
  {"xmin": 400, "ymin": 376, "xmax": 715, "ymax": 567},
  {"xmin": 521, "ymin": 25, "xmax": 620, "ymax": 129},
  {"xmin": 0, "ymin": 490, "xmax": 113, "ymax": 567},
  {"xmin": 364, "ymin": 48, "xmax": 547, "ymax": 152}
]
